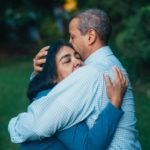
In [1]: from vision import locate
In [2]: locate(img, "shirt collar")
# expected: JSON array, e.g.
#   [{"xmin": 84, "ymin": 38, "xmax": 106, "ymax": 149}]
[{"xmin": 84, "ymin": 46, "xmax": 113, "ymax": 65}]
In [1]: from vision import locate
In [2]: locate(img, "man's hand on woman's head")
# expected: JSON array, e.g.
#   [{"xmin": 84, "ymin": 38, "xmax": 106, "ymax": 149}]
[
  {"xmin": 104, "ymin": 66, "xmax": 128, "ymax": 108},
  {"xmin": 33, "ymin": 46, "xmax": 49, "ymax": 74},
  {"xmin": 33, "ymin": 46, "xmax": 128, "ymax": 109}
]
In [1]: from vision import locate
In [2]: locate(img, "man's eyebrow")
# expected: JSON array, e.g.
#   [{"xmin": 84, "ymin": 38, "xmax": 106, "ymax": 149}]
[{"xmin": 59, "ymin": 54, "xmax": 70, "ymax": 62}]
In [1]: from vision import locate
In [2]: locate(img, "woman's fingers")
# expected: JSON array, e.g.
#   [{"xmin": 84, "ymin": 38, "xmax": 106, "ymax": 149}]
[
  {"xmin": 104, "ymin": 66, "xmax": 128, "ymax": 108},
  {"xmin": 125, "ymin": 76, "xmax": 128, "ymax": 87},
  {"xmin": 113, "ymin": 66, "xmax": 128, "ymax": 87},
  {"xmin": 113, "ymin": 66, "xmax": 128, "ymax": 97},
  {"xmin": 104, "ymin": 74, "xmax": 113, "ymax": 89},
  {"xmin": 113, "ymin": 66, "xmax": 121, "ymax": 82}
]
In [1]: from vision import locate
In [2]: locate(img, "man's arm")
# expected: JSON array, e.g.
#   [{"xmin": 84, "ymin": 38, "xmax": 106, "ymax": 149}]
[{"xmin": 8, "ymin": 65, "xmax": 102, "ymax": 143}]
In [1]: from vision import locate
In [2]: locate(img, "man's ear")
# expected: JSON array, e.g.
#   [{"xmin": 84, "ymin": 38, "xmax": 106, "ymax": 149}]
[{"xmin": 87, "ymin": 29, "xmax": 97, "ymax": 45}]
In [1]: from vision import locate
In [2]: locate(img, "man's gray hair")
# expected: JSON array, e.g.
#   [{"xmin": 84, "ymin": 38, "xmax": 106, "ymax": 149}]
[{"xmin": 74, "ymin": 8, "xmax": 112, "ymax": 43}]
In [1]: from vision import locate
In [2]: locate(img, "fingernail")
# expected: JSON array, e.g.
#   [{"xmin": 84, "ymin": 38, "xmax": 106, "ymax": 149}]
[
  {"xmin": 113, "ymin": 66, "xmax": 117, "ymax": 70},
  {"xmin": 104, "ymin": 73, "xmax": 108, "ymax": 77}
]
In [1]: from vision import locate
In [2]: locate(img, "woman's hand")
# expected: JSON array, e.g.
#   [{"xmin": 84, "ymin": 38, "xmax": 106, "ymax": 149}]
[
  {"xmin": 104, "ymin": 66, "xmax": 128, "ymax": 108},
  {"xmin": 33, "ymin": 46, "xmax": 49, "ymax": 74}
]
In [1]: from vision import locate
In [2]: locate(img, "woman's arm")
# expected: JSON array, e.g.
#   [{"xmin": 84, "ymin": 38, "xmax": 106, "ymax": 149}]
[
  {"xmin": 56, "ymin": 102, "xmax": 123, "ymax": 150},
  {"xmin": 20, "ymin": 103, "xmax": 123, "ymax": 150},
  {"xmin": 21, "ymin": 67, "xmax": 127, "ymax": 150},
  {"xmin": 55, "ymin": 67, "xmax": 127, "ymax": 150}
]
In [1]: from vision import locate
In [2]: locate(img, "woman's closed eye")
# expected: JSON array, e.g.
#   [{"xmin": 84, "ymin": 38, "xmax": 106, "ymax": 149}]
[{"xmin": 62, "ymin": 58, "xmax": 71, "ymax": 64}]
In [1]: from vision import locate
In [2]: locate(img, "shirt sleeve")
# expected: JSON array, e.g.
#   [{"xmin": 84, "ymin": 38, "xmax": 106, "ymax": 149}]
[
  {"xmin": 55, "ymin": 102, "xmax": 124, "ymax": 150},
  {"xmin": 8, "ymin": 65, "xmax": 102, "ymax": 143},
  {"xmin": 30, "ymin": 71, "xmax": 37, "ymax": 80}
]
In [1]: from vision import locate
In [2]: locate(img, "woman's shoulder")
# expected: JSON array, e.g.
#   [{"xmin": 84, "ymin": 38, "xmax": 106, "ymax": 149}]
[{"xmin": 34, "ymin": 89, "xmax": 52, "ymax": 100}]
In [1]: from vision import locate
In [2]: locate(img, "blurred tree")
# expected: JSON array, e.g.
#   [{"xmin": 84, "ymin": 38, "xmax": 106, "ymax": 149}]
[
  {"xmin": 116, "ymin": 5, "xmax": 150, "ymax": 79},
  {"xmin": 0, "ymin": 0, "xmax": 67, "ymax": 52},
  {"xmin": 77, "ymin": 0, "xmax": 150, "ymax": 79},
  {"xmin": 0, "ymin": 0, "xmax": 150, "ymax": 79}
]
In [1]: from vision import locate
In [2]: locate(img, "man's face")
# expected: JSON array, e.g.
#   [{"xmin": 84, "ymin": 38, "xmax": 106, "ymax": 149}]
[{"xmin": 69, "ymin": 18, "xmax": 88, "ymax": 60}]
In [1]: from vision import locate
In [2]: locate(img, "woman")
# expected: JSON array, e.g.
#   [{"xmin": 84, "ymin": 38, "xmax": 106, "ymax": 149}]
[{"xmin": 19, "ymin": 40, "xmax": 127, "ymax": 150}]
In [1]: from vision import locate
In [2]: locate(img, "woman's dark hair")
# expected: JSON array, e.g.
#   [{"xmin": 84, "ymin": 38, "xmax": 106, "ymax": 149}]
[{"xmin": 27, "ymin": 40, "xmax": 74, "ymax": 102}]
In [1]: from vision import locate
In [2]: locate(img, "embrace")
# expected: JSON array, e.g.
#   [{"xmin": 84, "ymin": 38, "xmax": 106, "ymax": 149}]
[{"xmin": 8, "ymin": 8, "xmax": 141, "ymax": 150}]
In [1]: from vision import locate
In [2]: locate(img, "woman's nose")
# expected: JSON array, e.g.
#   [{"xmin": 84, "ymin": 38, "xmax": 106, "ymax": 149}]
[{"xmin": 73, "ymin": 59, "xmax": 82, "ymax": 67}]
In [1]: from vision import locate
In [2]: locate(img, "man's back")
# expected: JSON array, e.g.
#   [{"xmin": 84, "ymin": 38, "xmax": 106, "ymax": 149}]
[{"xmin": 85, "ymin": 46, "xmax": 141, "ymax": 149}]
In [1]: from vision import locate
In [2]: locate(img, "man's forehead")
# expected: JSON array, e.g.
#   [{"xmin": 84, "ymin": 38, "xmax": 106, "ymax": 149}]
[
  {"xmin": 69, "ymin": 19, "xmax": 80, "ymax": 33},
  {"xmin": 69, "ymin": 18, "xmax": 79, "ymax": 27}
]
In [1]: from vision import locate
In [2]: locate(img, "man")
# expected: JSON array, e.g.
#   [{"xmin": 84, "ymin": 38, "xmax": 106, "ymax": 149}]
[{"xmin": 9, "ymin": 9, "xmax": 141, "ymax": 149}]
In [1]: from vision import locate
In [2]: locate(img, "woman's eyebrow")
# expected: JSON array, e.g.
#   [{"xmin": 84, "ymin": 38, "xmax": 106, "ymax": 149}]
[{"xmin": 59, "ymin": 54, "xmax": 70, "ymax": 62}]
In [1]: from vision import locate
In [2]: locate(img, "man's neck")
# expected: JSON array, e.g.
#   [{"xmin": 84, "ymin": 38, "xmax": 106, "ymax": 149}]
[{"xmin": 83, "ymin": 42, "xmax": 106, "ymax": 61}]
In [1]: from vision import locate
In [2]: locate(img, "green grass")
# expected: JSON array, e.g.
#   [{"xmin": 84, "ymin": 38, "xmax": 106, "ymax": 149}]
[
  {"xmin": 0, "ymin": 57, "xmax": 149, "ymax": 150},
  {"xmin": 0, "ymin": 57, "xmax": 32, "ymax": 150},
  {"xmin": 134, "ymin": 87, "xmax": 150, "ymax": 150}
]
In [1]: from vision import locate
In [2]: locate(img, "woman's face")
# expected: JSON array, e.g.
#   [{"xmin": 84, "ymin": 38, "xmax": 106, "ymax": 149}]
[{"xmin": 55, "ymin": 46, "xmax": 83, "ymax": 83}]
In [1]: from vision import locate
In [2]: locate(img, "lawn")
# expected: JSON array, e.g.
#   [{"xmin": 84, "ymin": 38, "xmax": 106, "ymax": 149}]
[
  {"xmin": 0, "ymin": 57, "xmax": 32, "ymax": 150},
  {"xmin": 0, "ymin": 57, "xmax": 149, "ymax": 150}
]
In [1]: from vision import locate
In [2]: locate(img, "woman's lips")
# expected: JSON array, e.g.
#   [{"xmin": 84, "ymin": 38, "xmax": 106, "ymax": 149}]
[{"xmin": 72, "ymin": 66, "xmax": 80, "ymax": 72}]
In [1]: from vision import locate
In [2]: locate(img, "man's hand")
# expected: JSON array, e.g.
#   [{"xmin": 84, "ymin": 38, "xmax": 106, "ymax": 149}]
[
  {"xmin": 104, "ymin": 66, "xmax": 128, "ymax": 108},
  {"xmin": 33, "ymin": 46, "xmax": 49, "ymax": 74}
]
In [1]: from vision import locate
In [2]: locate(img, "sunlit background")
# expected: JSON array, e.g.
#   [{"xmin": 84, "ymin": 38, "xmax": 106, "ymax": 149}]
[{"xmin": 0, "ymin": 0, "xmax": 150, "ymax": 150}]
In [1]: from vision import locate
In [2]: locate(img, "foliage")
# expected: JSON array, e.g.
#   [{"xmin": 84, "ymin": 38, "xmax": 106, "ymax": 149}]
[
  {"xmin": 0, "ymin": 0, "xmax": 66, "ymax": 50},
  {"xmin": 77, "ymin": 0, "xmax": 150, "ymax": 79},
  {"xmin": 0, "ymin": 57, "xmax": 31, "ymax": 150},
  {"xmin": 115, "ymin": 6, "xmax": 150, "ymax": 79},
  {"xmin": 0, "ymin": 0, "xmax": 150, "ymax": 77}
]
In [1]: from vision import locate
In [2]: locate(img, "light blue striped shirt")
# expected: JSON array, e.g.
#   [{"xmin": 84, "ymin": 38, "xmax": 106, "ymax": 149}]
[{"xmin": 8, "ymin": 46, "xmax": 141, "ymax": 149}]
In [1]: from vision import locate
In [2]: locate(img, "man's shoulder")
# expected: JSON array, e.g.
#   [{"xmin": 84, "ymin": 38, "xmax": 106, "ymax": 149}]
[
  {"xmin": 73, "ymin": 65, "xmax": 100, "ymax": 78},
  {"xmin": 62, "ymin": 65, "xmax": 101, "ymax": 84},
  {"xmin": 78, "ymin": 65, "xmax": 99, "ymax": 74}
]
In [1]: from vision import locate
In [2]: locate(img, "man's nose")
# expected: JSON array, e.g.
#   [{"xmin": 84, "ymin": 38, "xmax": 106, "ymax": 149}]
[{"xmin": 69, "ymin": 38, "xmax": 72, "ymax": 44}]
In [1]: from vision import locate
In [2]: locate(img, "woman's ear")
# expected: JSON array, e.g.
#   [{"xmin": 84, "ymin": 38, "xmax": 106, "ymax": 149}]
[{"xmin": 87, "ymin": 29, "xmax": 97, "ymax": 45}]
